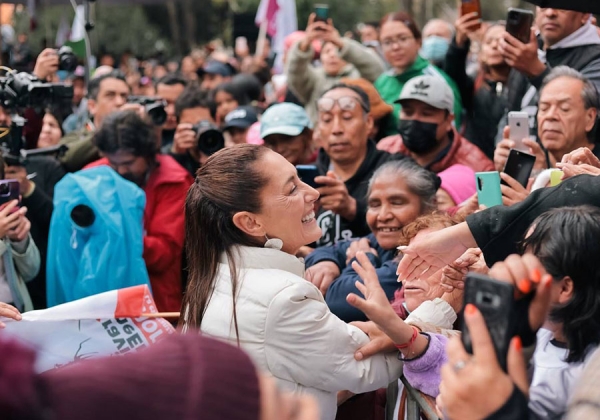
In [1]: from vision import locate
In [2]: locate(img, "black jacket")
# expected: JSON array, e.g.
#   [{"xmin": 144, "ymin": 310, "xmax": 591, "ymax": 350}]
[
  {"xmin": 22, "ymin": 156, "xmax": 66, "ymax": 309},
  {"xmin": 467, "ymin": 174, "xmax": 600, "ymax": 266},
  {"xmin": 444, "ymin": 38, "xmax": 508, "ymax": 160},
  {"xmin": 314, "ymin": 141, "xmax": 406, "ymax": 247}
]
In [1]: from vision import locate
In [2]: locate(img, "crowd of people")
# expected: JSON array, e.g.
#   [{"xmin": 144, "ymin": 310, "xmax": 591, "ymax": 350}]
[{"xmin": 2, "ymin": 4, "xmax": 600, "ymax": 420}]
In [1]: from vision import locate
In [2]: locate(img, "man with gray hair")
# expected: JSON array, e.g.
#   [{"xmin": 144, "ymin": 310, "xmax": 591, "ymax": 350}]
[
  {"xmin": 421, "ymin": 18, "xmax": 455, "ymax": 67},
  {"xmin": 495, "ymin": 66, "xmax": 599, "ymax": 172}
]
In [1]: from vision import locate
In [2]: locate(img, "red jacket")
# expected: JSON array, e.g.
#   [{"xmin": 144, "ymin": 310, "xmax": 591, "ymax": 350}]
[
  {"xmin": 377, "ymin": 127, "xmax": 495, "ymax": 173},
  {"xmin": 87, "ymin": 155, "xmax": 194, "ymax": 312}
]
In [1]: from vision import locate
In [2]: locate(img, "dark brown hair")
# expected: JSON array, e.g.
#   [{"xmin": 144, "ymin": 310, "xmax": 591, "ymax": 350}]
[
  {"xmin": 181, "ymin": 144, "xmax": 269, "ymax": 338},
  {"xmin": 380, "ymin": 12, "xmax": 422, "ymax": 41}
]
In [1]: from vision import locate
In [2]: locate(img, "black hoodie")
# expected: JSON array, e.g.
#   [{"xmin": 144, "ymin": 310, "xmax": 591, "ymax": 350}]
[{"xmin": 315, "ymin": 140, "xmax": 406, "ymax": 247}]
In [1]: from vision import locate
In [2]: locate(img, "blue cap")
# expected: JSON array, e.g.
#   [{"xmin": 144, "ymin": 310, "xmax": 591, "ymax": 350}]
[
  {"xmin": 201, "ymin": 61, "xmax": 234, "ymax": 77},
  {"xmin": 260, "ymin": 103, "xmax": 313, "ymax": 138}
]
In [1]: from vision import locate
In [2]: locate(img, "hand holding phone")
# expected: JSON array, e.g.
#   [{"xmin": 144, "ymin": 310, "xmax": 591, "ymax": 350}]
[
  {"xmin": 506, "ymin": 8, "xmax": 534, "ymax": 44},
  {"xmin": 461, "ymin": 273, "xmax": 516, "ymax": 371},
  {"xmin": 460, "ymin": 0, "xmax": 482, "ymax": 31},
  {"xmin": 502, "ymin": 149, "xmax": 535, "ymax": 188},
  {"xmin": 475, "ymin": 172, "xmax": 503, "ymax": 208},
  {"xmin": 313, "ymin": 4, "xmax": 329, "ymax": 23},
  {"xmin": 507, "ymin": 111, "xmax": 530, "ymax": 152}
]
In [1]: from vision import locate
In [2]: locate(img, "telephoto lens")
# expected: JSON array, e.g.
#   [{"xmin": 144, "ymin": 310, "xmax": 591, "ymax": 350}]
[{"xmin": 192, "ymin": 121, "xmax": 225, "ymax": 156}]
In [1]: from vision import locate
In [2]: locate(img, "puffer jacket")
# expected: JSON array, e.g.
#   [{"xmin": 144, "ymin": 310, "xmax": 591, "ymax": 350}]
[
  {"xmin": 286, "ymin": 38, "xmax": 385, "ymax": 124},
  {"xmin": 376, "ymin": 127, "xmax": 494, "ymax": 173},
  {"xmin": 197, "ymin": 246, "xmax": 404, "ymax": 420}
]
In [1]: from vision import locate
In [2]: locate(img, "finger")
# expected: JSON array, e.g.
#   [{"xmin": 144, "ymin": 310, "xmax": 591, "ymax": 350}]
[
  {"xmin": 354, "ymin": 280, "xmax": 367, "ymax": 296},
  {"xmin": 0, "ymin": 200, "xmax": 18, "ymax": 217},
  {"xmin": 500, "ymin": 172, "xmax": 523, "ymax": 191},
  {"xmin": 346, "ymin": 292, "xmax": 369, "ymax": 312},
  {"xmin": 528, "ymin": 273, "xmax": 553, "ymax": 331},
  {"xmin": 435, "ymin": 395, "xmax": 445, "ymax": 419},
  {"xmin": 354, "ymin": 336, "xmax": 384, "ymax": 361},
  {"xmin": 502, "ymin": 126, "xmax": 511, "ymax": 141},
  {"xmin": 354, "ymin": 252, "xmax": 378, "ymax": 282},
  {"xmin": 314, "ymin": 177, "xmax": 340, "ymax": 187},
  {"xmin": 445, "ymin": 334, "xmax": 470, "ymax": 364},
  {"xmin": 0, "ymin": 303, "xmax": 22, "ymax": 321},
  {"xmin": 503, "ymin": 254, "xmax": 532, "ymax": 294},
  {"xmin": 507, "ymin": 336, "xmax": 529, "ymax": 396},
  {"xmin": 396, "ymin": 251, "xmax": 422, "ymax": 282},
  {"xmin": 464, "ymin": 304, "xmax": 500, "ymax": 365},
  {"xmin": 349, "ymin": 320, "xmax": 371, "ymax": 333}
]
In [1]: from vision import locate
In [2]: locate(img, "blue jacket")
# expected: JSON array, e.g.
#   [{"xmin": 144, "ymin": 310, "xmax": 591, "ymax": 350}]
[{"xmin": 305, "ymin": 233, "xmax": 400, "ymax": 322}]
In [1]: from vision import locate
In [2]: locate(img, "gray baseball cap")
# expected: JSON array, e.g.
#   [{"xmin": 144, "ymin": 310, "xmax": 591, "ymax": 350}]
[{"xmin": 395, "ymin": 75, "xmax": 454, "ymax": 114}]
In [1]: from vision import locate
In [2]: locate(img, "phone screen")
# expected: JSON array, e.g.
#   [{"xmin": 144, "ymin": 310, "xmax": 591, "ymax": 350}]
[{"xmin": 314, "ymin": 4, "xmax": 329, "ymax": 22}]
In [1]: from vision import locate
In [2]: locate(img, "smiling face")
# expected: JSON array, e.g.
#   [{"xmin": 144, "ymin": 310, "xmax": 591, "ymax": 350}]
[
  {"xmin": 366, "ymin": 174, "xmax": 423, "ymax": 250},
  {"xmin": 537, "ymin": 76, "xmax": 596, "ymax": 160},
  {"xmin": 250, "ymin": 150, "xmax": 322, "ymax": 254},
  {"xmin": 400, "ymin": 229, "xmax": 446, "ymax": 311}
]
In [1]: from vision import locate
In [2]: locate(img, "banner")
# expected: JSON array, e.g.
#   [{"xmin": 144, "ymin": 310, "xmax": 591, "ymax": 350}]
[{"xmin": 1, "ymin": 285, "xmax": 175, "ymax": 373}]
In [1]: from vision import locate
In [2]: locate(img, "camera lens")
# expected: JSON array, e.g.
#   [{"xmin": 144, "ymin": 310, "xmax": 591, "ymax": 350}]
[{"xmin": 0, "ymin": 184, "xmax": 9, "ymax": 195}]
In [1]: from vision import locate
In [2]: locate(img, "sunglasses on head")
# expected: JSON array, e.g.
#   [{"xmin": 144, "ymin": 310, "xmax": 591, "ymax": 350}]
[{"xmin": 317, "ymin": 96, "xmax": 370, "ymax": 114}]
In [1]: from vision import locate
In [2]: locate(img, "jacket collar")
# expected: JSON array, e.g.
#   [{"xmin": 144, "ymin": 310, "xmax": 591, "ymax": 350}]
[
  {"xmin": 386, "ymin": 55, "xmax": 429, "ymax": 81},
  {"xmin": 220, "ymin": 246, "xmax": 305, "ymax": 278}
]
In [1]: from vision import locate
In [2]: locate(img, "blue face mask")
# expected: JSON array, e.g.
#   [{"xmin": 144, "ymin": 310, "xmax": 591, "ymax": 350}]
[{"xmin": 420, "ymin": 36, "xmax": 450, "ymax": 63}]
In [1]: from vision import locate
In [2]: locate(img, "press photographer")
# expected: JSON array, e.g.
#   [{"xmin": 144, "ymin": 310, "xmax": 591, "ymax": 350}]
[
  {"xmin": 59, "ymin": 70, "xmax": 166, "ymax": 172},
  {"xmin": 167, "ymin": 84, "xmax": 223, "ymax": 177}
]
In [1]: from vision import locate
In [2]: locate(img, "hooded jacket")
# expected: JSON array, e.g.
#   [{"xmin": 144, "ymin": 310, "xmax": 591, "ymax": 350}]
[
  {"xmin": 505, "ymin": 22, "xmax": 600, "ymax": 140},
  {"xmin": 87, "ymin": 155, "xmax": 193, "ymax": 312},
  {"xmin": 286, "ymin": 38, "xmax": 385, "ymax": 124},
  {"xmin": 315, "ymin": 141, "xmax": 406, "ymax": 247}
]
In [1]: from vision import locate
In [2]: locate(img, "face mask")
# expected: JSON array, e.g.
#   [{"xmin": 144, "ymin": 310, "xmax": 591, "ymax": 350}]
[
  {"xmin": 420, "ymin": 36, "xmax": 450, "ymax": 63},
  {"xmin": 398, "ymin": 119, "xmax": 439, "ymax": 154}
]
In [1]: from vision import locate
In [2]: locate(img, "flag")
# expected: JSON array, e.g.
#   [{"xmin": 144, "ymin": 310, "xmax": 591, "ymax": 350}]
[
  {"xmin": 64, "ymin": 5, "xmax": 86, "ymax": 59},
  {"xmin": 1, "ymin": 285, "xmax": 175, "ymax": 373},
  {"xmin": 27, "ymin": 0, "xmax": 37, "ymax": 31},
  {"xmin": 255, "ymin": 0, "xmax": 297, "ymax": 60},
  {"xmin": 55, "ymin": 14, "xmax": 70, "ymax": 47}
]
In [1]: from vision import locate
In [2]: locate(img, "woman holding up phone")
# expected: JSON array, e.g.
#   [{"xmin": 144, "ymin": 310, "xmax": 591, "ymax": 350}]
[
  {"xmin": 443, "ymin": 16, "xmax": 511, "ymax": 159},
  {"xmin": 286, "ymin": 13, "xmax": 386, "ymax": 124},
  {"xmin": 0, "ymin": 157, "xmax": 41, "ymax": 313}
]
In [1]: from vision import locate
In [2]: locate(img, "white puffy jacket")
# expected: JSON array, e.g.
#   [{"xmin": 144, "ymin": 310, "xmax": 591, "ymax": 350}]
[{"xmin": 200, "ymin": 246, "xmax": 403, "ymax": 420}]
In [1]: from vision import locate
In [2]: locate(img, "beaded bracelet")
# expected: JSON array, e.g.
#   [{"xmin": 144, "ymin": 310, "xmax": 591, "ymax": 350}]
[{"xmin": 394, "ymin": 326, "xmax": 419, "ymax": 350}]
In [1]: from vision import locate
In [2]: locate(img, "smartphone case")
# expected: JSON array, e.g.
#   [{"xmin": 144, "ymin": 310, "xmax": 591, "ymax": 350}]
[
  {"xmin": 503, "ymin": 149, "xmax": 536, "ymax": 188},
  {"xmin": 0, "ymin": 179, "xmax": 20, "ymax": 207},
  {"xmin": 296, "ymin": 165, "xmax": 320, "ymax": 189},
  {"xmin": 506, "ymin": 8, "xmax": 534, "ymax": 43},
  {"xmin": 475, "ymin": 172, "xmax": 503, "ymax": 208},
  {"xmin": 462, "ymin": 273, "xmax": 516, "ymax": 372}
]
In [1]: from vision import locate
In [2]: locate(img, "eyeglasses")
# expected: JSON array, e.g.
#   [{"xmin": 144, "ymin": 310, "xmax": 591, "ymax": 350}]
[
  {"xmin": 317, "ymin": 96, "xmax": 370, "ymax": 114},
  {"xmin": 381, "ymin": 36, "xmax": 415, "ymax": 50}
]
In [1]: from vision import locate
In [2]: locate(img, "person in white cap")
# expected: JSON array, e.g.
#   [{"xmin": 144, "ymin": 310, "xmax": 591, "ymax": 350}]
[{"xmin": 378, "ymin": 75, "xmax": 494, "ymax": 173}]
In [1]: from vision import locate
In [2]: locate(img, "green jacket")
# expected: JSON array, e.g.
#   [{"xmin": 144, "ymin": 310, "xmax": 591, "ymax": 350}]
[
  {"xmin": 59, "ymin": 129, "xmax": 99, "ymax": 173},
  {"xmin": 375, "ymin": 55, "xmax": 463, "ymax": 135},
  {"xmin": 2, "ymin": 235, "xmax": 41, "ymax": 312}
]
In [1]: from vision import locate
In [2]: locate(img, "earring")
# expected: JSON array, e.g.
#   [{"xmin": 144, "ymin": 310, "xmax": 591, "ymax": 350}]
[{"xmin": 264, "ymin": 235, "xmax": 283, "ymax": 250}]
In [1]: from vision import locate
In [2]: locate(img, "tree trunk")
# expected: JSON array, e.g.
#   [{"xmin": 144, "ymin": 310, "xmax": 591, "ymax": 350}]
[
  {"xmin": 401, "ymin": 0, "xmax": 413, "ymax": 15},
  {"xmin": 183, "ymin": 0, "xmax": 197, "ymax": 51},
  {"xmin": 166, "ymin": 2, "xmax": 181, "ymax": 57}
]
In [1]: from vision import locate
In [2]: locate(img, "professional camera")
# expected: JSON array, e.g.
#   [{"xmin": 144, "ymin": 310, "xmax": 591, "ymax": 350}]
[
  {"xmin": 0, "ymin": 71, "xmax": 73, "ymax": 110},
  {"xmin": 57, "ymin": 46, "xmax": 78, "ymax": 73},
  {"xmin": 192, "ymin": 121, "xmax": 224, "ymax": 156},
  {"xmin": 128, "ymin": 96, "xmax": 167, "ymax": 126}
]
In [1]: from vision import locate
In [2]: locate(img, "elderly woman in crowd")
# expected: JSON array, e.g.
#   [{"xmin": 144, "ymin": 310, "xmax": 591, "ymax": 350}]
[
  {"xmin": 181, "ymin": 144, "xmax": 408, "ymax": 420},
  {"xmin": 305, "ymin": 159, "xmax": 440, "ymax": 322}
]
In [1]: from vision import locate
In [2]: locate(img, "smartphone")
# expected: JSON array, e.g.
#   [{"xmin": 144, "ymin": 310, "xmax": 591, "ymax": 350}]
[
  {"xmin": 502, "ymin": 149, "xmax": 535, "ymax": 188},
  {"xmin": 0, "ymin": 179, "xmax": 20, "ymax": 208},
  {"xmin": 296, "ymin": 165, "xmax": 320, "ymax": 189},
  {"xmin": 462, "ymin": 273, "xmax": 516, "ymax": 372},
  {"xmin": 475, "ymin": 172, "xmax": 503, "ymax": 208},
  {"xmin": 460, "ymin": 0, "xmax": 482, "ymax": 30},
  {"xmin": 506, "ymin": 8, "xmax": 534, "ymax": 44},
  {"xmin": 550, "ymin": 170, "xmax": 563, "ymax": 187},
  {"xmin": 314, "ymin": 4, "xmax": 329, "ymax": 23},
  {"xmin": 508, "ymin": 111, "xmax": 530, "ymax": 152}
]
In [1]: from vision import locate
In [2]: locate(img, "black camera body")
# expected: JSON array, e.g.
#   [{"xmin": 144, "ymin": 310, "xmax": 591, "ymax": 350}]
[
  {"xmin": 0, "ymin": 71, "xmax": 73, "ymax": 110},
  {"xmin": 128, "ymin": 96, "xmax": 167, "ymax": 126},
  {"xmin": 192, "ymin": 121, "xmax": 224, "ymax": 156},
  {"xmin": 57, "ymin": 46, "xmax": 78, "ymax": 73}
]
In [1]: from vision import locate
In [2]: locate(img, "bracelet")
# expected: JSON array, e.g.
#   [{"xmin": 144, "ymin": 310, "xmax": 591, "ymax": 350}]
[{"xmin": 395, "ymin": 326, "xmax": 419, "ymax": 350}]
